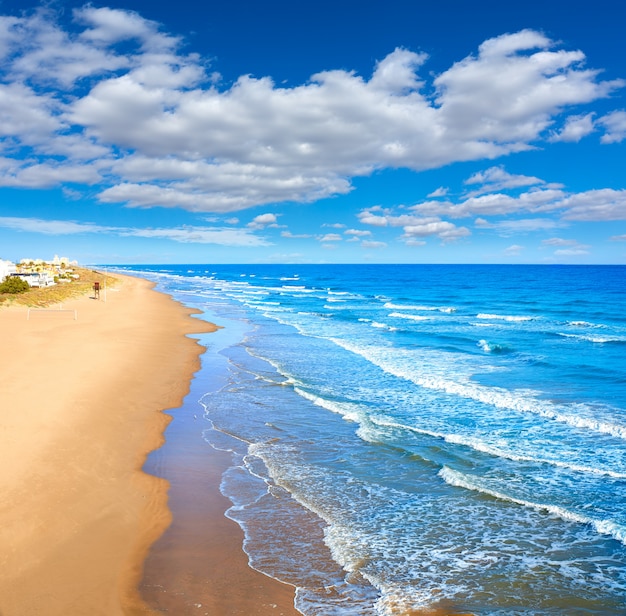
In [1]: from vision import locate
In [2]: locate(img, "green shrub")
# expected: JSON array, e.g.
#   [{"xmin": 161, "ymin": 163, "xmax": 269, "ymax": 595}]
[{"xmin": 0, "ymin": 276, "xmax": 30, "ymax": 294}]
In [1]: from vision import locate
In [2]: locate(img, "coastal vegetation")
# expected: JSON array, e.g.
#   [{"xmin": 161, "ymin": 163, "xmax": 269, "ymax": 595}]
[
  {"xmin": 0, "ymin": 267, "xmax": 117, "ymax": 307},
  {"xmin": 0, "ymin": 277, "xmax": 30, "ymax": 294}
]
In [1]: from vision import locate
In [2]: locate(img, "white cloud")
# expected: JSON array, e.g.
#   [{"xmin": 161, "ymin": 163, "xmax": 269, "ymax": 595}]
[
  {"xmin": 123, "ymin": 226, "xmax": 271, "ymax": 246},
  {"xmin": 599, "ymin": 110, "xmax": 626, "ymax": 144},
  {"xmin": 0, "ymin": 157, "xmax": 102, "ymax": 188},
  {"xmin": 318, "ymin": 233, "xmax": 343, "ymax": 242},
  {"xmin": 75, "ymin": 6, "xmax": 173, "ymax": 49},
  {"xmin": 409, "ymin": 177, "xmax": 626, "ymax": 223},
  {"xmin": 554, "ymin": 247, "xmax": 590, "ymax": 256},
  {"xmin": 542, "ymin": 237, "xmax": 579, "ymax": 246},
  {"xmin": 0, "ymin": 82, "xmax": 62, "ymax": 143},
  {"xmin": 0, "ymin": 216, "xmax": 109, "ymax": 234},
  {"xmin": 610, "ymin": 234, "xmax": 626, "ymax": 241},
  {"xmin": 433, "ymin": 29, "xmax": 621, "ymax": 145},
  {"xmin": 357, "ymin": 211, "xmax": 390, "ymax": 227},
  {"xmin": 344, "ymin": 229, "xmax": 372, "ymax": 237},
  {"xmin": 0, "ymin": 10, "xmax": 622, "ymax": 213},
  {"xmin": 549, "ymin": 113, "xmax": 595, "ymax": 142},
  {"xmin": 247, "ymin": 213, "xmax": 278, "ymax": 229},
  {"xmin": 427, "ymin": 186, "xmax": 448, "ymax": 198},
  {"xmin": 490, "ymin": 218, "xmax": 565, "ymax": 233},
  {"xmin": 504, "ymin": 244, "xmax": 524, "ymax": 256},
  {"xmin": 559, "ymin": 189, "xmax": 626, "ymax": 220},
  {"xmin": 281, "ymin": 230, "xmax": 312, "ymax": 238},
  {"xmin": 361, "ymin": 240, "xmax": 387, "ymax": 249},
  {"xmin": 1, "ymin": 9, "xmax": 130, "ymax": 88},
  {"xmin": 403, "ymin": 220, "xmax": 470, "ymax": 242},
  {"xmin": 542, "ymin": 237, "xmax": 590, "ymax": 255},
  {"xmin": 464, "ymin": 166, "xmax": 545, "ymax": 195},
  {"xmin": 0, "ymin": 215, "xmax": 270, "ymax": 246},
  {"xmin": 358, "ymin": 207, "xmax": 470, "ymax": 242}
]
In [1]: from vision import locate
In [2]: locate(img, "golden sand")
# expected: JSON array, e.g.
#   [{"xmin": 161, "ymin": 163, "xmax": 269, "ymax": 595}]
[{"xmin": 0, "ymin": 273, "xmax": 298, "ymax": 615}]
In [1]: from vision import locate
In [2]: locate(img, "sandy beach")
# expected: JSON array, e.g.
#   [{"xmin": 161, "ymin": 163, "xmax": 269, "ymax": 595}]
[{"xmin": 0, "ymin": 273, "xmax": 299, "ymax": 615}]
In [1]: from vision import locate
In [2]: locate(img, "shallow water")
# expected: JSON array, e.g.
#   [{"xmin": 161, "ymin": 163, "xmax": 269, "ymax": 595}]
[{"xmin": 121, "ymin": 264, "xmax": 626, "ymax": 615}]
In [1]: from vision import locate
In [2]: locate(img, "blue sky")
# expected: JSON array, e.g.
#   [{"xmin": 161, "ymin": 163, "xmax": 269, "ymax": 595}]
[{"xmin": 1, "ymin": 0, "xmax": 625, "ymax": 264}]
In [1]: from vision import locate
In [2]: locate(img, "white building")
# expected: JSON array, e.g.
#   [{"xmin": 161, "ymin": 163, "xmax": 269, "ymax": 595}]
[
  {"xmin": 0, "ymin": 259, "xmax": 17, "ymax": 281},
  {"xmin": 12, "ymin": 272, "xmax": 55, "ymax": 287}
]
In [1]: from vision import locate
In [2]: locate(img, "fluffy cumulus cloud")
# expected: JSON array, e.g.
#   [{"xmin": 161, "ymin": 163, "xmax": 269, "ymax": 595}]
[
  {"xmin": 464, "ymin": 166, "xmax": 548, "ymax": 196},
  {"xmin": 599, "ymin": 111, "xmax": 626, "ymax": 143},
  {"xmin": 549, "ymin": 113, "xmax": 596, "ymax": 142},
  {"xmin": 247, "ymin": 213, "xmax": 279, "ymax": 229},
  {"xmin": 357, "ymin": 207, "xmax": 471, "ymax": 243},
  {"xmin": 356, "ymin": 166, "xmax": 626, "ymax": 246},
  {"xmin": 405, "ymin": 169, "xmax": 626, "ymax": 223},
  {"xmin": 0, "ymin": 8, "xmax": 624, "ymax": 213}
]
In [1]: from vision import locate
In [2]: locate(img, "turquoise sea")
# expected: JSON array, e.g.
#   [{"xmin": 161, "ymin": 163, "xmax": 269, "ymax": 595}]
[{"xmin": 119, "ymin": 264, "xmax": 626, "ymax": 615}]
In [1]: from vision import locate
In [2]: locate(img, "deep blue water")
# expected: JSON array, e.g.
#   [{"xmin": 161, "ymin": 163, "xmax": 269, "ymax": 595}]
[{"xmin": 118, "ymin": 264, "xmax": 626, "ymax": 615}]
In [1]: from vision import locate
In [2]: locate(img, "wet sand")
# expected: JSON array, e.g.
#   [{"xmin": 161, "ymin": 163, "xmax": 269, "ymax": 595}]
[
  {"xmin": 140, "ymin": 389, "xmax": 300, "ymax": 615},
  {"xmin": 0, "ymin": 273, "xmax": 298, "ymax": 615}
]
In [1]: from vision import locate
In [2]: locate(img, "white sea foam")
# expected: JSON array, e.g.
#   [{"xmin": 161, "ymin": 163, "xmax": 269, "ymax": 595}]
[
  {"xmin": 388, "ymin": 312, "xmax": 431, "ymax": 322},
  {"xmin": 371, "ymin": 321, "xmax": 397, "ymax": 331},
  {"xmin": 294, "ymin": 387, "xmax": 362, "ymax": 422},
  {"xmin": 477, "ymin": 313, "xmax": 535, "ymax": 322},
  {"xmin": 558, "ymin": 333, "xmax": 626, "ymax": 344},
  {"xmin": 278, "ymin": 286, "xmax": 318, "ymax": 296},
  {"xmin": 439, "ymin": 466, "xmax": 626, "ymax": 545},
  {"xmin": 477, "ymin": 339, "xmax": 509, "ymax": 353},
  {"xmin": 384, "ymin": 302, "xmax": 455, "ymax": 312},
  {"xmin": 370, "ymin": 416, "xmax": 626, "ymax": 479},
  {"xmin": 246, "ymin": 300, "xmax": 280, "ymax": 306},
  {"xmin": 330, "ymin": 338, "xmax": 626, "ymax": 441}
]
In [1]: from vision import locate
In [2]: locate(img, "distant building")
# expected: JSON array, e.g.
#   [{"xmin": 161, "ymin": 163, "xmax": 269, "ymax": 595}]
[
  {"xmin": 51, "ymin": 255, "xmax": 73, "ymax": 267},
  {"xmin": 0, "ymin": 259, "xmax": 17, "ymax": 281},
  {"xmin": 11, "ymin": 272, "xmax": 55, "ymax": 287}
]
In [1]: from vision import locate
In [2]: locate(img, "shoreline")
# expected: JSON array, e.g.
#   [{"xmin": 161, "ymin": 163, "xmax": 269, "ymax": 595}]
[
  {"xmin": 0, "ymin": 274, "xmax": 213, "ymax": 614},
  {"xmin": 139, "ymin": 330, "xmax": 301, "ymax": 615}
]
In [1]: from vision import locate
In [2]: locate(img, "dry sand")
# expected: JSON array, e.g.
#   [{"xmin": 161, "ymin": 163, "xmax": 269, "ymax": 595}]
[{"xmin": 0, "ymin": 274, "xmax": 299, "ymax": 615}]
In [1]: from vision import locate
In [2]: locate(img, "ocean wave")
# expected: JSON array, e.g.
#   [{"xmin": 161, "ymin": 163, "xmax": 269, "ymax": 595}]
[
  {"xmin": 245, "ymin": 300, "xmax": 280, "ymax": 306},
  {"xmin": 558, "ymin": 333, "xmax": 626, "ymax": 344},
  {"xmin": 388, "ymin": 312, "xmax": 431, "ymax": 322},
  {"xmin": 477, "ymin": 313, "xmax": 535, "ymax": 322},
  {"xmin": 438, "ymin": 466, "xmax": 626, "ymax": 545},
  {"xmin": 477, "ymin": 339, "xmax": 510, "ymax": 353},
  {"xmin": 384, "ymin": 302, "xmax": 455, "ymax": 312},
  {"xmin": 567, "ymin": 320, "xmax": 606, "ymax": 328},
  {"xmin": 369, "ymin": 417, "xmax": 626, "ymax": 479},
  {"xmin": 371, "ymin": 321, "xmax": 397, "ymax": 331},
  {"xmin": 294, "ymin": 387, "xmax": 356, "ymax": 418},
  {"xmin": 330, "ymin": 339, "xmax": 626, "ymax": 441}
]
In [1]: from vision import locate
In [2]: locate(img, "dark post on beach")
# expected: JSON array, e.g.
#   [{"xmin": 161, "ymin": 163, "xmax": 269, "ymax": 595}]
[{"xmin": 94, "ymin": 281, "xmax": 100, "ymax": 299}]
